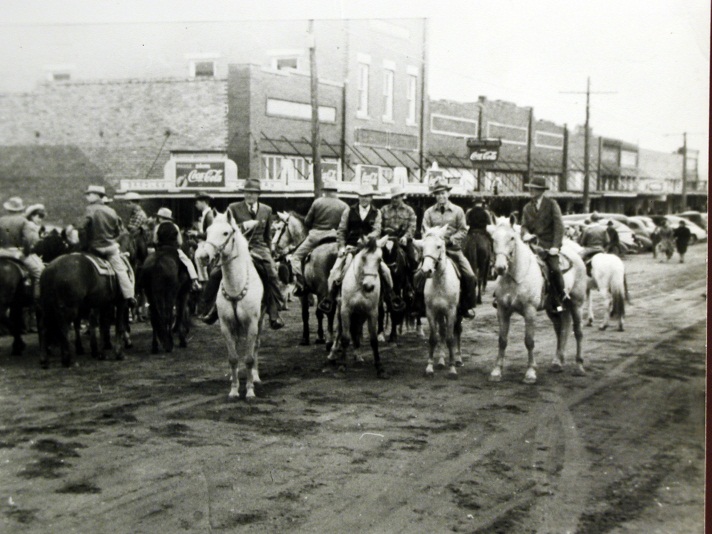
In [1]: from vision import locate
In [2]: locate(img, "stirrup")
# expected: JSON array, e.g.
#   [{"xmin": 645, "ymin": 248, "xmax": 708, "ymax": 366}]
[
  {"xmin": 390, "ymin": 296, "xmax": 406, "ymax": 312},
  {"xmin": 317, "ymin": 298, "xmax": 334, "ymax": 314}
]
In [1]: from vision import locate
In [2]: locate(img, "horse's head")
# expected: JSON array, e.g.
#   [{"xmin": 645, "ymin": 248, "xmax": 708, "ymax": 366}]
[
  {"xmin": 198, "ymin": 211, "xmax": 243, "ymax": 265},
  {"xmin": 272, "ymin": 211, "xmax": 306, "ymax": 258},
  {"xmin": 413, "ymin": 225, "xmax": 447, "ymax": 278},
  {"xmin": 491, "ymin": 215, "xmax": 519, "ymax": 276},
  {"xmin": 351, "ymin": 235, "xmax": 387, "ymax": 294}
]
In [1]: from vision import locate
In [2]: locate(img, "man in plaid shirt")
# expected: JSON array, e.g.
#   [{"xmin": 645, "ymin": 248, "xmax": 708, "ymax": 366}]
[
  {"xmin": 380, "ymin": 185, "xmax": 418, "ymax": 268},
  {"xmin": 125, "ymin": 192, "xmax": 149, "ymax": 236}
]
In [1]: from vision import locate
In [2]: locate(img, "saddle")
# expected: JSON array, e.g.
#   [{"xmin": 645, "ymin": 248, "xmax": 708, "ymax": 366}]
[
  {"xmin": 0, "ymin": 253, "xmax": 29, "ymax": 281},
  {"xmin": 78, "ymin": 252, "xmax": 115, "ymax": 277},
  {"xmin": 304, "ymin": 236, "xmax": 337, "ymax": 265},
  {"xmin": 580, "ymin": 247, "xmax": 604, "ymax": 277}
]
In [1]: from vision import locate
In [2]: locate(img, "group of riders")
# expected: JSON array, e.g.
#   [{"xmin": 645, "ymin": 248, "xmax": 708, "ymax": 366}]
[{"xmin": 1, "ymin": 172, "xmax": 605, "ymax": 339}]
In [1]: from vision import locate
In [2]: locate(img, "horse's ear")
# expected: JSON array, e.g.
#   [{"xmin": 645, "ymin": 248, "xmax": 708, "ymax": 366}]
[
  {"xmin": 508, "ymin": 215, "xmax": 516, "ymax": 227},
  {"xmin": 225, "ymin": 209, "xmax": 234, "ymax": 225},
  {"xmin": 277, "ymin": 211, "xmax": 288, "ymax": 222},
  {"xmin": 412, "ymin": 239, "xmax": 423, "ymax": 251},
  {"xmin": 376, "ymin": 235, "xmax": 389, "ymax": 248}
]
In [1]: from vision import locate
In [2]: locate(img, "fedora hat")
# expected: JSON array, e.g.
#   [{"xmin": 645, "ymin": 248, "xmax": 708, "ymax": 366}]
[
  {"xmin": 124, "ymin": 192, "xmax": 141, "ymax": 201},
  {"xmin": 240, "ymin": 179, "xmax": 262, "ymax": 193},
  {"xmin": 322, "ymin": 179, "xmax": 339, "ymax": 192},
  {"xmin": 85, "ymin": 185, "xmax": 107, "ymax": 196},
  {"xmin": 357, "ymin": 184, "xmax": 376, "ymax": 197},
  {"xmin": 25, "ymin": 203, "xmax": 46, "ymax": 218},
  {"xmin": 429, "ymin": 176, "xmax": 451, "ymax": 194},
  {"xmin": 156, "ymin": 207, "xmax": 174, "ymax": 221},
  {"xmin": 524, "ymin": 177, "xmax": 549, "ymax": 190},
  {"xmin": 195, "ymin": 191, "xmax": 213, "ymax": 201},
  {"xmin": 389, "ymin": 185, "xmax": 406, "ymax": 198},
  {"xmin": 3, "ymin": 196, "xmax": 25, "ymax": 212}
]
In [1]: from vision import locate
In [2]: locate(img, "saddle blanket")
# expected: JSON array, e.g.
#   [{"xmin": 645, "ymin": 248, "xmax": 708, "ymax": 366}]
[{"xmin": 70, "ymin": 252, "xmax": 115, "ymax": 277}]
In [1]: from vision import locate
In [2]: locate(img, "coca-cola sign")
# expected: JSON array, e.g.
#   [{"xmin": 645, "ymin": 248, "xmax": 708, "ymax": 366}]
[
  {"xmin": 466, "ymin": 138, "xmax": 502, "ymax": 167},
  {"xmin": 175, "ymin": 162, "xmax": 225, "ymax": 188}
]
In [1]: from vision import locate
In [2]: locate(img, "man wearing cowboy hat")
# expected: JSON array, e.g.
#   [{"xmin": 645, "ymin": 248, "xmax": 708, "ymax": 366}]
[
  {"xmin": 82, "ymin": 185, "xmax": 136, "ymax": 307},
  {"xmin": 124, "ymin": 192, "xmax": 150, "ymax": 237},
  {"xmin": 421, "ymin": 177, "xmax": 477, "ymax": 319},
  {"xmin": 200, "ymin": 178, "xmax": 285, "ymax": 329},
  {"xmin": 380, "ymin": 184, "xmax": 418, "ymax": 268},
  {"xmin": 0, "ymin": 198, "xmax": 45, "ymax": 300},
  {"xmin": 320, "ymin": 183, "xmax": 402, "ymax": 314},
  {"xmin": 520, "ymin": 176, "xmax": 567, "ymax": 312},
  {"xmin": 151, "ymin": 208, "xmax": 201, "ymax": 292},
  {"xmin": 290, "ymin": 179, "xmax": 348, "ymax": 297}
]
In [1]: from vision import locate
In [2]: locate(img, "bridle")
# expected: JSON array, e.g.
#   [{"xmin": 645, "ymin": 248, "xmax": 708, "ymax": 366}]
[
  {"xmin": 274, "ymin": 214, "xmax": 304, "ymax": 257},
  {"xmin": 494, "ymin": 232, "xmax": 531, "ymax": 285},
  {"xmin": 203, "ymin": 223, "xmax": 252, "ymax": 302},
  {"xmin": 421, "ymin": 235, "xmax": 445, "ymax": 276}
]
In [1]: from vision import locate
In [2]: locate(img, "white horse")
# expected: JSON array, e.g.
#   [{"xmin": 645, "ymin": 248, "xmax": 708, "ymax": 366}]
[
  {"xmin": 490, "ymin": 216, "xmax": 587, "ymax": 384},
  {"xmin": 328, "ymin": 236, "xmax": 389, "ymax": 378},
  {"xmin": 413, "ymin": 226, "xmax": 463, "ymax": 378},
  {"xmin": 196, "ymin": 211, "xmax": 265, "ymax": 400},
  {"xmin": 585, "ymin": 253, "xmax": 630, "ymax": 331}
]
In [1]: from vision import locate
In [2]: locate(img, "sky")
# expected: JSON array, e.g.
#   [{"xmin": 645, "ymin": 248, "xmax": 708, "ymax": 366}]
[{"xmin": 2, "ymin": 0, "xmax": 710, "ymax": 174}]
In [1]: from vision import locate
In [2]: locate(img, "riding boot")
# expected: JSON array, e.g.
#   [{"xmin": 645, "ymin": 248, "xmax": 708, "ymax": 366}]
[
  {"xmin": 293, "ymin": 274, "xmax": 306, "ymax": 297},
  {"xmin": 548, "ymin": 270, "xmax": 567, "ymax": 313},
  {"xmin": 458, "ymin": 272, "xmax": 477, "ymax": 319}
]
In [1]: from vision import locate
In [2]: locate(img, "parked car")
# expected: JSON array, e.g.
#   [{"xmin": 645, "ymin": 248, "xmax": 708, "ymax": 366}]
[
  {"xmin": 674, "ymin": 210, "xmax": 707, "ymax": 231},
  {"xmin": 664, "ymin": 215, "xmax": 707, "ymax": 243},
  {"xmin": 625, "ymin": 217, "xmax": 654, "ymax": 239},
  {"xmin": 562, "ymin": 213, "xmax": 630, "ymax": 225},
  {"xmin": 564, "ymin": 218, "xmax": 637, "ymax": 251}
]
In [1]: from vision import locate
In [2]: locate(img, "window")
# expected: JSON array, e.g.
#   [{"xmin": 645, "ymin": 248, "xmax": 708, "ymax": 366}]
[
  {"xmin": 262, "ymin": 155, "xmax": 311, "ymax": 183},
  {"xmin": 357, "ymin": 63, "xmax": 369, "ymax": 118},
  {"xmin": 187, "ymin": 53, "xmax": 220, "ymax": 79},
  {"xmin": 45, "ymin": 64, "xmax": 74, "ymax": 82},
  {"xmin": 276, "ymin": 57, "xmax": 299, "ymax": 71},
  {"xmin": 52, "ymin": 72, "xmax": 71, "ymax": 81},
  {"xmin": 193, "ymin": 61, "xmax": 215, "ymax": 77},
  {"xmin": 382, "ymin": 69, "xmax": 394, "ymax": 122},
  {"xmin": 406, "ymin": 75, "xmax": 417, "ymax": 125}
]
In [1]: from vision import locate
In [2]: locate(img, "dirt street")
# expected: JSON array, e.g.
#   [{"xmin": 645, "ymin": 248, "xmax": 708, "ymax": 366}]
[{"xmin": 0, "ymin": 244, "xmax": 706, "ymax": 533}]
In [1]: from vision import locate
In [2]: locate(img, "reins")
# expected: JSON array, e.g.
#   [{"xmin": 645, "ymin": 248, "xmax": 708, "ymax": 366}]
[{"xmin": 204, "ymin": 225, "xmax": 250, "ymax": 302}]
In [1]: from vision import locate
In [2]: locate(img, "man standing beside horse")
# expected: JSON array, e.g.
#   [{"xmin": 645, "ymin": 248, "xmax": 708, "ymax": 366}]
[
  {"xmin": 290, "ymin": 179, "xmax": 347, "ymax": 298},
  {"xmin": 420, "ymin": 178, "xmax": 477, "ymax": 319},
  {"xmin": 82, "ymin": 185, "xmax": 136, "ymax": 308},
  {"xmin": 0, "ymin": 197, "xmax": 45, "ymax": 300},
  {"xmin": 520, "ymin": 176, "xmax": 567, "ymax": 313}
]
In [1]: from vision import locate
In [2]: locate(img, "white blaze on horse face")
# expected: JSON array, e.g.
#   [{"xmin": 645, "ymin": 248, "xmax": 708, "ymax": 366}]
[
  {"xmin": 420, "ymin": 232, "xmax": 444, "ymax": 277},
  {"xmin": 492, "ymin": 226, "xmax": 515, "ymax": 275},
  {"xmin": 358, "ymin": 247, "xmax": 382, "ymax": 293}
]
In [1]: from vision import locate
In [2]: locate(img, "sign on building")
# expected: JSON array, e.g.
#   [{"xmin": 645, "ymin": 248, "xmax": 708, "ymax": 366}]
[
  {"xmin": 175, "ymin": 162, "xmax": 225, "ymax": 188},
  {"xmin": 466, "ymin": 138, "xmax": 502, "ymax": 166}
]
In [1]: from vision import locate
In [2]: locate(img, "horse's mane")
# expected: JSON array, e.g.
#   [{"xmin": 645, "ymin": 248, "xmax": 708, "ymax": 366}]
[
  {"xmin": 288, "ymin": 211, "xmax": 305, "ymax": 224},
  {"xmin": 357, "ymin": 236, "xmax": 378, "ymax": 253}
]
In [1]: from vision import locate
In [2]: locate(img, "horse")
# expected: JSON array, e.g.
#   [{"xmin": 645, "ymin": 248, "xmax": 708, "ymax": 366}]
[
  {"xmin": 328, "ymin": 236, "xmax": 389, "ymax": 378},
  {"xmin": 490, "ymin": 216, "xmax": 587, "ymax": 384},
  {"xmin": 38, "ymin": 252, "xmax": 130, "ymax": 368},
  {"xmin": 585, "ymin": 253, "xmax": 630, "ymax": 332},
  {"xmin": 413, "ymin": 226, "xmax": 463, "ymax": 378},
  {"xmin": 0, "ymin": 258, "xmax": 30, "ymax": 355},
  {"xmin": 273, "ymin": 211, "xmax": 338, "ymax": 349},
  {"xmin": 378, "ymin": 236, "xmax": 413, "ymax": 343},
  {"xmin": 141, "ymin": 247, "xmax": 191, "ymax": 353},
  {"xmin": 196, "ymin": 211, "xmax": 265, "ymax": 400},
  {"xmin": 462, "ymin": 230, "xmax": 492, "ymax": 305}
]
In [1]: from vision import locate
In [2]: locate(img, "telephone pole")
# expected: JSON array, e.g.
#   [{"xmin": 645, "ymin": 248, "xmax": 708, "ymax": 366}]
[
  {"xmin": 561, "ymin": 78, "xmax": 616, "ymax": 212},
  {"xmin": 681, "ymin": 131, "xmax": 687, "ymax": 210},
  {"xmin": 309, "ymin": 20, "xmax": 323, "ymax": 196}
]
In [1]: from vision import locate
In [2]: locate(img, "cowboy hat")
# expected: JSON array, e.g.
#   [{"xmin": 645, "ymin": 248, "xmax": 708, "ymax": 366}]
[
  {"xmin": 85, "ymin": 185, "xmax": 107, "ymax": 196},
  {"xmin": 357, "ymin": 184, "xmax": 376, "ymax": 197},
  {"xmin": 124, "ymin": 192, "xmax": 142, "ymax": 201},
  {"xmin": 240, "ymin": 179, "xmax": 262, "ymax": 193},
  {"xmin": 3, "ymin": 197, "xmax": 25, "ymax": 212},
  {"xmin": 156, "ymin": 207, "xmax": 174, "ymax": 221},
  {"xmin": 25, "ymin": 204, "xmax": 46, "ymax": 218},
  {"xmin": 322, "ymin": 179, "xmax": 339, "ymax": 192},
  {"xmin": 195, "ymin": 191, "xmax": 213, "ymax": 201},
  {"xmin": 523, "ymin": 177, "xmax": 548, "ymax": 190},
  {"xmin": 389, "ymin": 185, "xmax": 406, "ymax": 198},
  {"xmin": 429, "ymin": 176, "xmax": 451, "ymax": 194}
]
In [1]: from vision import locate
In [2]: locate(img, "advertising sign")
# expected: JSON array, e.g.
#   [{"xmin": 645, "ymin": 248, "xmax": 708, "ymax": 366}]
[
  {"xmin": 466, "ymin": 138, "xmax": 502, "ymax": 167},
  {"xmin": 358, "ymin": 165, "xmax": 381, "ymax": 187},
  {"xmin": 175, "ymin": 162, "xmax": 225, "ymax": 188},
  {"xmin": 321, "ymin": 161, "xmax": 340, "ymax": 182}
]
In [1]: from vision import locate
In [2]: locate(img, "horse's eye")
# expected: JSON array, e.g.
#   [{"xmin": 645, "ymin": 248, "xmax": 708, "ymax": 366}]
[{"xmin": 223, "ymin": 231, "xmax": 229, "ymax": 236}]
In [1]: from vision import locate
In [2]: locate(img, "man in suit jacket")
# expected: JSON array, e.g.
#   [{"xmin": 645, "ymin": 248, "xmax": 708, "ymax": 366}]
[
  {"xmin": 200, "ymin": 179, "xmax": 285, "ymax": 329},
  {"xmin": 520, "ymin": 176, "xmax": 567, "ymax": 313}
]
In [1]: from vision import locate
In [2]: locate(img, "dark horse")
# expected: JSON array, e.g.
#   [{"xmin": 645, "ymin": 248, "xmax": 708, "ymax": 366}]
[
  {"xmin": 378, "ymin": 237, "xmax": 414, "ymax": 343},
  {"xmin": 39, "ymin": 253, "xmax": 129, "ymax": 368},
  {"xmin": 141, "ymin": 247, "xmax": 191, "ymax": 353},
  {"xmin": 0, "ymin": 258, "xmax": 30, "ymax": 355},
  {"xmin": 463, "ymin": 230, "xmax": 492, "ymax": 305}
]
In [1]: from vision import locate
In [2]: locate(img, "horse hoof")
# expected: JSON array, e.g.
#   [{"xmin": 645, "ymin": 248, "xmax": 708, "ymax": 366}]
[
  {"xmin": 618, "ymin": 326, "xmax": 625, "ymax": 332},
  {"xmin": 455, "ymin": 358, "xmax": 464, "ymax": 367},
  {"xmin": 572, "ymin": 366, "xmax": 586, "ymax": 377},
  {"xmin": 425, "ymin": 370, "xmax": 434, "ymax": 378},
  {"xmin": 436, "ymin": 362, "xmax": 445, "ymax": 371},
  {"xmin": 115, "ymin": 353, "xmax": 124, "ymax": 361},
  {"xmin": 151, "ymin": 347, "xmax": 160, "ymax": 355},
  {"xmin": 299, "ymin": 338, "xmax": 310, "ymax": 346},
  {"xmin": 40, "ymin": 360, "xmax": 49, "ymax": 370},
  {"xmin": 124, "ymin": 341, "xmax": 133, "ymax": 349},
  {"xmin": 585, "ymin": 320, "xmax": 593, "ymax": 327},
  {"xmin": 522, "ymin": 375, "xmax": 537, "ymax": 385},
  {"xmin": 227, "ymin": 393, "xmax": 240, "ymax": 402},
  {"xmin": 377, "ymin": 333, "xmax": 386, "ymax": 343},
  {"xmin": 549, "ymin": 362, "xmax": 564, "ymax": 373},
  {"xmin": 61, "ymin": 359, "xmax": 72, "ymax": 368},
  {"xmin": 599, "ymin": 325, "xmax": 608, "ymax": 331},
  {"xmin": 489, "ymin": 374, "xmax": 502, "ymax": 383},
  {"xmin": 447, "ymin": 370, "xmax": 458, "ymax": 380},
  {"xmin": 314, "ymin": 338, "xmax": 325, "ymax": 345},
  {"xmin": 325, "ymin": 341, "xmax": 333, "ymax": 352}
]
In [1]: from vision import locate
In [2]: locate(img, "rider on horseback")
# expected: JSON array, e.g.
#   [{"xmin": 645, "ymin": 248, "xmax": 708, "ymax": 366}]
[
  {"xmin": 0, "ymin": 197, "xmax": 45, "ymax": 300},
  {"xmin": 520, "ymin": 176, "xmax": 567, "ymax": 313},
  {"xmin": 466, "ymin": 196, "xmax": 494, "ymax": 248},
  {"xmin": 578, "ymin": 212, "xmax": 609, "ymax": 274},
  {"xmin": 152, "ymin": 208, "xmax": 202, "ymax": 293},
  {"xmin": 420, "ymin": 178, "xmax": 477, "ymax": 319},
  {"xmin": 380, "ymin": 185, "xmax": 418, "ymax": 269},
  {"xmin": 319, "ymin": 184, "xmax": 403, "ymax": 314},
  {"xmin": 290, "ymin": 179, "xmax": 348, "ymax": 297},
  {"xmin": 82, "ymin": 185, "xmax": 136, "ymax": 308},
  {"xmin": 125, "ymin": 192, "xmax": 150, "ymax": 237}
]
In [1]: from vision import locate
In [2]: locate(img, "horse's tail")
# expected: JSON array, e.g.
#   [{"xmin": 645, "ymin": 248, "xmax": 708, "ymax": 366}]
[
  {"xmin": 624, "ymin": 273, "xmax": 631, "ymax": 304},
  {"xmin": 609, "ymin": 267, "xmax": 627, "ymax": 321}
]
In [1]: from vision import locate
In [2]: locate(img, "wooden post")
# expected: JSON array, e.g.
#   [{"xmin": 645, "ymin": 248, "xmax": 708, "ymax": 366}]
[{"xmin": 309, "ymin": 20, "xmax": 323, "ymax": 196}]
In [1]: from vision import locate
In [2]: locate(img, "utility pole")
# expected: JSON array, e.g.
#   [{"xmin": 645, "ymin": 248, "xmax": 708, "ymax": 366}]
[
  {"xmin": 561, "ymin": 78, "xmax": 616, "ymax": 212},
  {"xmin": 681, "ymin": 131, "xmax": 687, "ymax": 211},
  {"xmin": 309, "ymin": 20, "xmax": 323, "ymax": 196}
]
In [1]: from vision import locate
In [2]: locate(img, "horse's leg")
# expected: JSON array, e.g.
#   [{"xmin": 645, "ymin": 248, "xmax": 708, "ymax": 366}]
[
  {"xmin": 177, "ymin": 289, "xmax": 189, "ymax": 348},
  {"xmin": 446, "ymin": 312, "xmax": 459, "ymax": 379},
  {"xmin": 149, "ymin": 298, "xmax": 160, "ymax": 354},
  {"xmin": 300, "ymin": 294, "xmax": 311, "ymax": 346},
  {"xmin": 220, "ymin": 312, "xmax": 242, "ymax": 400},
  {"xmin": 73, "ymin": 317, "xmax": 84, "ymax": 355},
  {"xmin": 599, "ymin": 286, "xmax": 611, "ymax": 331},
  {"xmin": 490, "ymin": 308, "xmax": 512, "ymax": 382},
  {"xmin": 454, "ymin": 315, "xmax": 463, "ymax": 368},
  {"xmin": 325, "ymin": 309, "xmax": 335, "ymax": 352},
  {"xmin": 243, "ymin": 318, "xmax": 261, "ymax": 399},
  {"xmin": 550, "ymin": 309, "xmax": 570, "ymax": 372},
  {"xmin": 367, "ymin": 309, "xmax": 386, "ymax": 379},
  {"xmin": 522, "ymin": 309, "xmax": 538, "ymax": 384},
  {"xmin": 9, "ymin": 302, "xmax": 25, "ymax": 356},
  {"xmin": 251, "ymin": 311, "xmax": 264, "ymax": 386},
  {"xmin": 571, "ymin": 301, "xmax": 586, "ymax": 376},
  {"xmin": 315, "ymin": 306, "xmax": 325, "ymax": 345},
  {"xmin": 416, "ymin": 316, "xmax": 425, "ymax": 339},
  {"xmin": 89, "ymin": 310, "xmax": 102, "ymax": 360},
  {"xmin": 377, "ymin": 301, "xmax": 386, "ymax": 343},
  {"xmin": 585, "ymin": 285, "xmax": 594, "ymax": 327},
  {"xmin": 425, "ymin": 310, "xmax": 438, "ymax": 377}
]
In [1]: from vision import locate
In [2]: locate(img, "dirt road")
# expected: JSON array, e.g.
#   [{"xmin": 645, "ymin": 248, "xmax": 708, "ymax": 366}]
[{"xmin": 0, "ymin": 244, "xmax": 706, "ymax": 533}]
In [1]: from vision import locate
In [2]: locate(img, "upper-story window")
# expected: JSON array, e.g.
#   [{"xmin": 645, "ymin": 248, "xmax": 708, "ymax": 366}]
[
  {"xmin": 357, "ymin": 63, "xmax": 370, "ymax": 118},
  {"xmin": 187, "ymin": 53, "xmax": 220, "ymax": 79},
  {"xmin": 382, "ymin": 68, "xmax": 394, "ymax": 122},
  {"xmin": 406, "ymin": 74, "xmax": 417, "ymax": 125},
  {"xmin": 45, "ymin": 64, "xmax": 74, "ymax": 82},
  {"xmin": 268, "ymin": 49, "xmax": 304, "ymax": 72}
]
